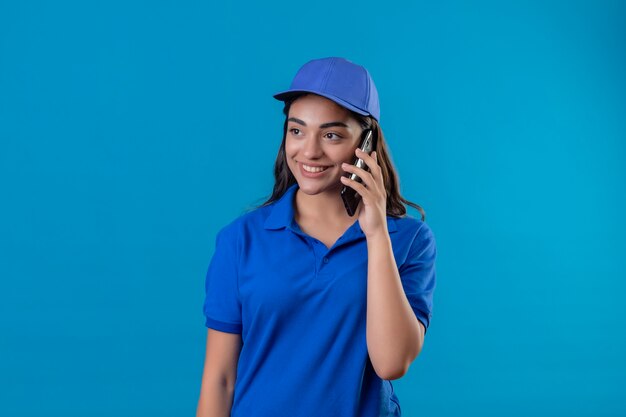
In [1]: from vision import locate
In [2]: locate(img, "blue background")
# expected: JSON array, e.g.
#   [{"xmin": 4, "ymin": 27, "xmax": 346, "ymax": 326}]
[{"xmin": 1, "ymin": 1, "xmax": 624, "ymax": 416}]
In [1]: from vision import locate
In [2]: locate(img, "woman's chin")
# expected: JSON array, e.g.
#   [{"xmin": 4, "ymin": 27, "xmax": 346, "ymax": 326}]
[{"xmin": 296, "ymin": 178, "xmax": 343, "ymax": 194}]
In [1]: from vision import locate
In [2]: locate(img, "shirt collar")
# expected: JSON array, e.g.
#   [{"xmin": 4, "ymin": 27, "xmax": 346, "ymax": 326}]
[{"xmin": 263, "ymin": 183, "xmax": 397, "ymax": 234}]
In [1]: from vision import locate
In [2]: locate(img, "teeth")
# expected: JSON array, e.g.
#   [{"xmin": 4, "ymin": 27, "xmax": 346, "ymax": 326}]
[{"xmin": 303, "ymin": 164, "xmax": 329, "ymax": 173}]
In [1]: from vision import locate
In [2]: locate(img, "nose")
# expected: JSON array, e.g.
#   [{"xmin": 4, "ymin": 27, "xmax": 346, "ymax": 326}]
[{"xmin": 302, "ymin": 136, "xmax": 323, "ymax": 159}]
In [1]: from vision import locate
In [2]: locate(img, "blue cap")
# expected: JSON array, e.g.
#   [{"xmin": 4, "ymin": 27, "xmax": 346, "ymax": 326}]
[{"xmin": 273, "ymin": 57, "xmax": 380, "ymax": 122}]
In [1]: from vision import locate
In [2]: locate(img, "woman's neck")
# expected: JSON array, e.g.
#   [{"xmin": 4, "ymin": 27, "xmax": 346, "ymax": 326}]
[{"xmin": 294, "ymin": 187, "xmax": 356, "ymax": 225}]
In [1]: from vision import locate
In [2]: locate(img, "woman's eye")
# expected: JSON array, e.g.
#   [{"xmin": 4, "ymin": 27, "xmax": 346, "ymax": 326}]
[
  {"xmin": 324, "ymin": 132, "xmax": 342, "ymax": 140},
  {"xmin": 289, "ymin": 128, "xmax": 301, "ymax": 135}
]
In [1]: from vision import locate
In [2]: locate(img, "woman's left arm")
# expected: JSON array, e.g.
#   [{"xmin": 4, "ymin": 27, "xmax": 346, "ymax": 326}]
[
  {"xmin": 365, "ymin": 232, "xmax": 424, "ymax": 380},
  {"xmin": 340, "ymin": 148, "xmax": 424, "ymax": 381}
]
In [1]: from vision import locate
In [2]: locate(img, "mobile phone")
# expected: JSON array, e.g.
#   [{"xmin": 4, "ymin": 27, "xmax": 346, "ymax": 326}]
[{"xmin": 340, "ymin": 129, "xmax": 375, "ymax": 216}]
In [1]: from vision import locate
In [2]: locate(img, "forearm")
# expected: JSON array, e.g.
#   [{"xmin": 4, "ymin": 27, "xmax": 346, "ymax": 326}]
[
  {"xmin": 365, "ymin": 232, "xmax": 423, "ymax": 380},
  {"xmin": 196, "ymin": 378, "xmax": 235, "ymax": 417}
]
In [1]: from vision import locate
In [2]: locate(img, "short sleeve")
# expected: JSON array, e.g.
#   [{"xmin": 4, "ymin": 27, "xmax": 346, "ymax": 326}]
[
  {"xmin": 398, "ymin": 222, "xmax": 437, "ymax": 334},
  {"xmin": 202, "ymin": 226, "xmax": 243, "ymax": 334}
]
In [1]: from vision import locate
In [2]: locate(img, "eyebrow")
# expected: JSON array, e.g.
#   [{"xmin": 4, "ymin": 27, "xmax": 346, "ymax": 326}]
[{"xmin": 287, "ymin": 117, "xmax": 349, "ymax": 129}]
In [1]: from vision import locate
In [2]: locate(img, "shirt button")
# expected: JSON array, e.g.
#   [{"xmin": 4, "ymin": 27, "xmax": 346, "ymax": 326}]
[{"xmin": 323, "ymin": 257, "xmax": 329, "ymax": 263}]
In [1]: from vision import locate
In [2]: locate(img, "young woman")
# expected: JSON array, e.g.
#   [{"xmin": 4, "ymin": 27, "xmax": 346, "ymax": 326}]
[{"xmin": 196, "ymin": 57, "xmax": 437, "ymax": 417}]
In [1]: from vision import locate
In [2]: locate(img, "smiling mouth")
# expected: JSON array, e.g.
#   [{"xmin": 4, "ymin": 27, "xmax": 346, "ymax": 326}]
[{"xmin": 302, "ymin": 163, "xmax": 330, "ymax": 173}]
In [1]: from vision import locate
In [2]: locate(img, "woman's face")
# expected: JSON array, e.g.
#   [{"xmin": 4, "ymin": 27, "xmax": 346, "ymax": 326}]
[{"xmin": 285, "ymin": 93, "xmax": 363, "ymax": 196}]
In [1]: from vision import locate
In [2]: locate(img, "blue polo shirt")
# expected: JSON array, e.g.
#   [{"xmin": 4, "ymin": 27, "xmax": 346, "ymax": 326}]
[{"xmin": 203, "ymin": 182, "xmax": 436, "ymax": 417}]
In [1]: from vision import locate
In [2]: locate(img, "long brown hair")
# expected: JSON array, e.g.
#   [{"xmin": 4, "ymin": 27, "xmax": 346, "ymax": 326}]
[{"xmin": 245, "ymin": 93, "xmax": 426, "ymax": 221}]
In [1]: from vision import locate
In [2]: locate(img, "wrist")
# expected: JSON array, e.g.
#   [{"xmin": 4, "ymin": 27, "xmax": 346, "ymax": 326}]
[{"xmin": 365, "ymin": 229, "xmax": 391, "ymax": 246}]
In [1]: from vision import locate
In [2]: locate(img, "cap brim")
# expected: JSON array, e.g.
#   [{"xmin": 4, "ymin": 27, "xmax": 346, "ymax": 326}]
[{"xmin": 272, "ymin": 89, "xmax": 371, "ymax": 117}]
